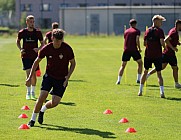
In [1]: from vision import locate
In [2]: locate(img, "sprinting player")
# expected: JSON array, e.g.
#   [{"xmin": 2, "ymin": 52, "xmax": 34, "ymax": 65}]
[
  {"xmin": 44, "ymin": 22, "xmax": 59, "ymax": 44},
  {"xmin": 16, "ymin": 15, "xmax": 44, "ymax": 100},
  {"xmin": 138, "ymin": 15, "xmax": 166, "ymax": 98},
  {"xmin": 116, "ymin": 19, "xmax": 142, "ymax": 84},
  {"xmin": 147, "ymin": 19, "xmax": 181, "ymax": 89},
  {"xmin": 26, "ymin": 29, "xmax": 76, "ymax": 127}
]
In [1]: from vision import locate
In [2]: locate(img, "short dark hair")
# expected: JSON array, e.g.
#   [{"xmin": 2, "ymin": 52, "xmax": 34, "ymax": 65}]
[
  {"xmin": 129, "ymin": 19, "xmax": 137, "ymax": 25},
  {"xmin": 175, "ymin": 19, "xmax": 181, "ymax": 26},
  {"xmin": 52, "ymin": 22, "xmax": 59, "ymax": 29},
  {"xmin": 52, "ymin": 29, "xmax": 65, "ymax": 40}
]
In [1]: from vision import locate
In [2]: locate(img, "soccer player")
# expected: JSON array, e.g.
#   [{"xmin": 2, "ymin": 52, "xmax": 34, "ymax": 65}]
[
  {"xmin": 26, "ymin": 29, "xmax": 76, "ymax": 127},
  {"xmin": 138, "ymin": 15, "xmax": 166, "ymax": 98},
  {"xmin": 116, "ymin": 19, "xmax": 142, "ymax": 84},
  {"xmin": 44, "ymin": 22, "xmax": 59, "ymax": 44},
  {"xmin": 16, "ymin": 15, "xmax": 44, "ymax": 100},
  {"xmin": 147, "ymin": 19, "xmax": 181, "ymax": 89}
]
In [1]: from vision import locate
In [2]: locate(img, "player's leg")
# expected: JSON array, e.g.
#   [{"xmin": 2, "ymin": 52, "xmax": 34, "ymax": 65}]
[
  {"xmin": 172, "ymin": 66, "xmax": 181, "ymax": 88},
  {"xmin": 28, "ymin": 90, "xmax": 49, "ymax": 127},
  {"xmin": 30, "ymin": 72, "xmax": 37, "ymax": 99},
  {"xmin": 136, "ymin": 59, "xmax": 143, "ymax": 83},
  {"xmin": 154, "ymin": 58, "xmax": 165, "ymax": 98},
  {"xmin": 25, "ymin": 69, "xmax": 31, "ymax": 99},
  {"xmin": 116, "ymin": 51, "xmax": 130, "ymax": 84},
  {"xmin": 116, "ymin": 61, "xmax": 127, "ymax": 84},
  {"xmin": 138, "ymin": 57, "xmax": 151, "ymax": 96}
]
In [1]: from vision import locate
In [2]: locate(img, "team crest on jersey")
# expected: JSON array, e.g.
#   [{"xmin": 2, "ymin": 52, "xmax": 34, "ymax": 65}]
[
  {"xmin": 49, "ymin": 56, "xmax": 52, "ymax": 58},
  {"xmin": 59, "ymin": 54, "xmax": 63, "ymax": 59}
]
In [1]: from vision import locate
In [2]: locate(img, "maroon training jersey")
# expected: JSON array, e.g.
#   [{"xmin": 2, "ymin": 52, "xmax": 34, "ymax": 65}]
[
  {"xmin": 163, "ymin": 27, "xmax": 179, "ymax": 56},
  {"xmin": 45, "ymin": 31, "xmax": 52, "ymax": 43},
  {"xmin": 124, "ymin": 27, "xmax": 140, "ymax": 52},
  {"xmin": 39, "ymin": 42, "xmax": 74, "ymax": 80},
  {"xmin": 18, "ymin": 28, "xmax": 43, "ymax": 59},
  {"xmin": 144, "ymin": 27, "xmax": 165, "ymax": 58}
]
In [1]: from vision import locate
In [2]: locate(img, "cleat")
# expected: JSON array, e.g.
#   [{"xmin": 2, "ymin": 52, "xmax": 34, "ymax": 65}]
[
  {"xmin": 160, "ymin": 93, "xmax": 165, "ymax": 98},
  {"xmin": 38, "ymin": 111, "xmax": 44, "ymax": 124},
  {"xmin": 136, "ymin": 80, "xmax": 140, "ymax": 84},
  {"xmin": 175, "ymin": 83, "xmax": 181, "ymax": 89},
  {"xmin": 28, "ymin": 120, "xmax": 35, "ymax": 127},
  {"xmin": 138, "ymin": 92, "xmax": 142, "ymax": 96},
  {"xmin": 31, "ymin": 95, "xmax": 36, "ymax": 100},
  {"xmin": 116, "ymin": 81, "xmax": 120, "ymax": 85},
  {"xmin": 26, "ymin": 94, "xmax": 31, "ymax": 100}
]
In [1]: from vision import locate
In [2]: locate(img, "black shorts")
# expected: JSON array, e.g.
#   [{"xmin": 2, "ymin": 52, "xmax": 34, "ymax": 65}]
[
  {"xmin": 22, "ymin": 58, "xmax": 39, "ymax": 71},
  {"xmin": 122, "ymin": 51, "xmax": 141, "ymax": 61},
  {"xmin": 144, "ymin": 57, "xmax": 162, "ymax": 71},
  {"xmin": 41, "ymin": 73, "xmax": 66, "ymax": 98},
  {"xmin": 162, "ymin": 54, "xmax": 177, "ymax": 66}
]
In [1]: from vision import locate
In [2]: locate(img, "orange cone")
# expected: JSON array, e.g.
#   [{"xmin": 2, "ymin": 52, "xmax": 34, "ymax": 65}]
[
  {"xmin": 18, "ymin": 114, "xmax": 28, "ymax": 118},
  {"xmin": 125, "ymin": 127, "xmax": 136, "ymax": 133},
  {"xmin": 21, "ymin": 105, "xmax": 30, "ymax": 110},
  {"xmin": 36, "ymin": 69, "xmax": 41, "ymax": 77},
  {"xmin": 18, "ymin": 124, "xmax": 30, "ymax": 130},
  {"xmin": 103, "ymin": 109, "xmax": 113, "ymax": 114},
  {"xmin": 119, "ymin": 118, "xmax": 129, "ymax": 123}
]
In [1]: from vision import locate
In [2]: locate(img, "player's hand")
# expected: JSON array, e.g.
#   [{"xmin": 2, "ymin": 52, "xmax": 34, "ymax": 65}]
[
  {"xmin": 178, "ymin": 42, "xmax": 181, "ymax": 46},
  {"xmin": 173, "ymin": 47, "xmax": 178, "ymax": 52},
  {"xmin": 33, "ymin": 48, "xmax": 39, "ymax": 53},
  {"xmin": 20, "ymin": 49, "xmax": 26, "ymax": 55},
  {"xmin": 63, "ymin": 76, "xmax": 68, "ymax": 87},
  {"xmin": 25, "ymin": 78, "xmax": 31, "ymax": 87}
]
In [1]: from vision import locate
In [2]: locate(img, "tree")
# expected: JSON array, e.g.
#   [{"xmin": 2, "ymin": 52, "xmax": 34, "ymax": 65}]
[{"xmin": 0, "ymin": 0, "xmax": 15, "ymax": 12}]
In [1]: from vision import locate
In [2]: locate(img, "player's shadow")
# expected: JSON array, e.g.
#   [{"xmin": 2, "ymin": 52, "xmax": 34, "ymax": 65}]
[
  {"xmin": 37, "ymin": 124, "xmax": 116, "ymax": 139},
  {"xmin": 166, "ymin": 97, "xmax": 181, "ymax": 102},
  {"xmin": 44, "ymin": 100, "xmax": 76, "ymax": 106},
  {"xmin": 69, "ymin": 79, "xmax": 86, "ymax": 82},
  {"xmin": 0, "ymin": 83, "xmax": 19, "ymax": 87}
]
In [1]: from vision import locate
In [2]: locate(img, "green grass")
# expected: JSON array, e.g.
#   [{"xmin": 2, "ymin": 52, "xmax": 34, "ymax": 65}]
[{"xmin": 0, "ymin": 35, "xmax": 181, "ymax": 140}]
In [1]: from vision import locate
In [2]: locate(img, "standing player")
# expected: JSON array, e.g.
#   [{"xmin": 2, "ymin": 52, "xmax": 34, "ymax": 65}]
[
  {"xmin": 116, "ymin": 19, "xmax": 142, "ymax": 84},
  {"xmin": 138, "ymin": 15, "xmax": 166, "ymax": 98},
  {"xmin": 44, "ymin": 22, "xmax": 59, "ymax": 44},
  {"xmin": 16, "ymin": 15, "xmax": 44, "ymax": 100},
  {"xmin": 26, "ymin": 29, "xmax": 76, "ymax": 127},
  {"xmin": 147, "ymin": 19, "xmax": 181, "ymax": 89}
]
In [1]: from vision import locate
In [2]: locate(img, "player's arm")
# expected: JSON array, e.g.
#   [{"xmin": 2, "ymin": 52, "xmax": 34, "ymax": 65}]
[
  {"xmin": 44, "ymin": 36, "xmax": 48, "ymax": 45},
  {"xmin": 63, "ymin": 58, "xmax": 76, "ymax": 87},
  {"xmin": 16, "ymin": 37, "xmax": 25, "ymax": 55},
  {"xmin": 164, "ymin": 36, "xmax": 178, "ymax": 52},
  {"xmin": 25, "ymin": 57, "xmax": 42, "ymax": 86},
  {"xmin": 160, "ymin": 38, "xmax": 166, "ymax": 50},
  {"xmin": 136, "ymin": 35, "xmax": 141, "ymax": 52}
]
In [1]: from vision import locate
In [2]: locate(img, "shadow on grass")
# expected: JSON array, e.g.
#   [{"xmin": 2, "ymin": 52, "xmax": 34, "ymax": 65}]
[
  {"xmin": 36, "ymin": 124, "xmax": 116, "ymax": 139},
  {"xmin": 44, "ymin": 100, "xmax": 76, "ymax": 106},
  {"xmin": 166, "ymin": 97, "xmax": 181, "ymax": 101},
  {"xmin": 69, "ymin": 79, "xmax": 86, "ymax": 82},
  {"xmin": 0, "ymin": 83, "xmax": 19, "ymax": 87}
]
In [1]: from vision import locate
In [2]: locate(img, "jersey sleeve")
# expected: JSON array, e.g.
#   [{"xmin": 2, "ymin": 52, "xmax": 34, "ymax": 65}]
[
  {"xmin": 68, "ymin": 47, "xmax": 75, "ymax": 60},
  {"xmin": 159, "ymin": 29, "xmax": 165, "ymax": 39},
  {"xmin": 17, "ymin": 29, "xmax": 24, "ymax": 40},
  {"xmin": 38, "ymin": 45, "xmax": 47, "ymax": 59},
  {"xmin": 37, "ymin": 30, "xmax": 43, "ymax": 41}
]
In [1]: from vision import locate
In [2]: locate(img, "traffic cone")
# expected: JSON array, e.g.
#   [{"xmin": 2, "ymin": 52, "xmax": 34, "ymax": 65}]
[
  {"xmin": 119, "ymin": 118, "xmax": 129, "ymax": 123},
  {"xmin": 18, "ymin": 124, "xmax": 30, "ymax": 130},
  {"xmin": 103, "ymin": 109, "xmax": 113, "ymax": 114},
  {"xmin": 21, "ymin": 105, "xmax": 30, "ymax": 110},
  {"xmin": 36, "ymin": 69, "xmax": 41, "ymax": 77},
  {"xmin": 125, "ymin": 127, "xmax": 136, "ymax": 133},
  {"xmin": 18, "ymin": 114, "xmax": 28, "ymax": 118}
]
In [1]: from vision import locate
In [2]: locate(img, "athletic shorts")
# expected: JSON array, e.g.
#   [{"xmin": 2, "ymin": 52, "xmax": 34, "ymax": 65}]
[
  {"xmin": 162, "ymin": 54, "xmax": 177, "ymax": 66},
  {"xmin": 22, "ymin": 58, "xmax": 39, "ymax": 71},
  {"xmin": 144, "ymin": 57, "xmax": 162, "ymax": 71},
  {"xmin": 41, "ymin": 73, "xmax": 66, "ymax": 98},
  {"xmin": 122, "ymin": 51, "xmax": 141, "ymax": 61}
]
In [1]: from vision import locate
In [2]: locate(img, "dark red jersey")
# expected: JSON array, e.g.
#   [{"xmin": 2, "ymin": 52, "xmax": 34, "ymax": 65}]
[
  {"xmin": 45, "ymin": 31, "xmax": 52, "ymax": 43},
  {"xmin": 163, "ymin": 27, "xmax": 179, "ymax": 56},
  {"xmin": 144, "ymin": 27, "xmax": 165, "ymax": 58},
  {"xmin": 39, "ymin": 42, "xmax": 74, "ymax": 80},
  {"xmin": 124, "ymin": 27, "xmax": 140, "ymax": 52},
  {"xmin": 18, "ymin": 28, "xmax": 43, "ymax": 59}
]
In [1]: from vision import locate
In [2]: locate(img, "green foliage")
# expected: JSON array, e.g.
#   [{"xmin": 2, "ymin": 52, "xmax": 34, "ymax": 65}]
[
  {"xmin": 0, "ymin": 36, "xmax": 181, "ymax": 140},
  {"xmin": 0, "ymin": 0, "xmax": 15, "ymax": 11}
]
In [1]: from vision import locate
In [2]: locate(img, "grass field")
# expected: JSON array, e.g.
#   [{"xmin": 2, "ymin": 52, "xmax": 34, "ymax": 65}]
[{"xmin": 0, "ymin": 35, "xmax": 181, "ymax": 140}]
